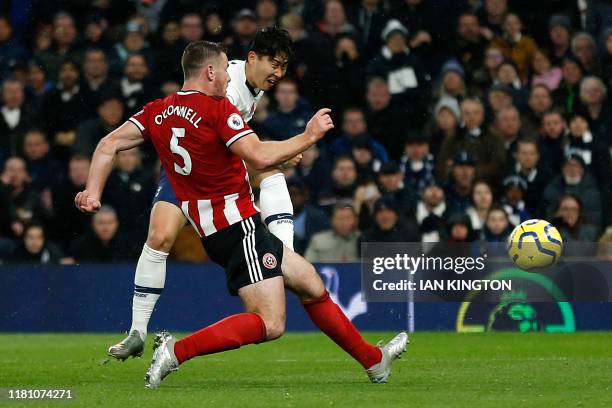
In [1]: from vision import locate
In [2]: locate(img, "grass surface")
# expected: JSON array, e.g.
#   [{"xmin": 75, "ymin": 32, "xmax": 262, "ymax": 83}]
[{"xmin": 0, "ymin": 332, "xmax": 611, "ymax": 407}]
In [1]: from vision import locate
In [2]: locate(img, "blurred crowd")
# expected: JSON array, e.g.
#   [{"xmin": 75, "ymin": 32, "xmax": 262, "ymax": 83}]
[{"xmin": 1, "ymin": 0, "xmax": 612, "ymax": 264}]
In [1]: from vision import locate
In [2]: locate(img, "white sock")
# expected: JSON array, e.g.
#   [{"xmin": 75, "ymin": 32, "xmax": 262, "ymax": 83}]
[
  {"xmin": 130, "ymin": 243, "xmax": 168, "ymax": 340},
  {"xmin": 259, "ymin": 173, "xmax": 295, "ymax": 251}
]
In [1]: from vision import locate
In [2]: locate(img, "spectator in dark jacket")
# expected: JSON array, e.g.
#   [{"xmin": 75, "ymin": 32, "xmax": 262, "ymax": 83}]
[
  {"xmin": 360, "ymin": 195, "xmax": 420, "ymax": 246},
  {"xmin": 541, "ymin": 154, "xmax": 602, "ymax": 227},
  {"xmin": 539, "ymin": 109, "xmax": 569, "ymax": 175},
  {"xmin": 510, "ymin": 137, "xmax": 550, "ymax": 216},
  {"xmin": 553, "ymin": 55, "xmax": 585, "ymax": 115},
  {"xmin": 0, "ymin": 78, "xmax": 32, "ymax": 157},
  {"xmin": 69, "ymin": 205, "xmax": 136, "ymax": 262},
  {"xmin": 6, "ymin": 223, "xmax": 63, "ymax": 264},
  {"xmin": 80, "ymin": 48, "xmax": 120, "ymax": 119},
  {"xmin": 0, "ymin": 16, "xmax": 29, "ymax": 79},
  {"xmin": 22, "ymin": 129, "xmax": 64, "ymax": 192},
  {"xmin": 328, "ymin": 107, "xmax": 388, "ymax": 162},
  {"xmin": 288, "ymin": 178, "xmax": 330, "ymax": 255},
  {"xmin": 367, "ymin": 19, "xmax": 431, "ymax": 128},
  {"xmin": 74, "ymin": 95, "xmax": 125, "ymax": 156},
  {"xmin": 364, "ymin": 76, "xmax": 406, "ymax": 158},
  {"xmin": 552, "ymin": 194, "xmax": 599, "ymax": 254},
  {"xmin": 399, "ymin": 132, "xmax": 436, "ymax": 196},
  {"xmin": 445, "ymin": 150, "xmax": 477, "ymax": 216},
  {"xmin": 103, "ymin": 147, "xmax": 155, "ymax": 246},
  {"xmin": 565, "ymin": 112, "xmax": 611, "ymax": 185},
  {"xmin": 263, "ymin": 77, "xmax": 313, "ymax": 140}
]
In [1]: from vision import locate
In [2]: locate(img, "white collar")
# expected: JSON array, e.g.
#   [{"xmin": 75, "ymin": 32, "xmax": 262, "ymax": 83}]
[{"xmin": 515, "ymin": 163, "xmax": 538, "ymax": 182}]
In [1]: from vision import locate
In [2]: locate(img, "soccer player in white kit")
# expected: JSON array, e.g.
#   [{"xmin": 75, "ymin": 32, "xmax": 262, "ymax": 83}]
[{"xmin": 107, "ymin": 28, "xmax": 298, "ymax": 359}]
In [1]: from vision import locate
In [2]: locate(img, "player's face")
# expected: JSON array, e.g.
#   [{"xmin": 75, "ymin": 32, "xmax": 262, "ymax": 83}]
[
  {"xmin": 214, "ymin": 53, "xmax": 230, "ymax": 96},
  {"xmin": 249, "ymin": 52, "xmax": 288, "ymax": 91}
]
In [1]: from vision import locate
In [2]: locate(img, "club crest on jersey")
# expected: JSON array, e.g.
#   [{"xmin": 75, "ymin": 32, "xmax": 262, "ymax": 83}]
[
  {"xmin": 227, "ymin": 113, "xmax": 244, "ymax": 130},
  {"xmin": 262, "ymin": 253, "xmax": 277, "ymax": 269}
]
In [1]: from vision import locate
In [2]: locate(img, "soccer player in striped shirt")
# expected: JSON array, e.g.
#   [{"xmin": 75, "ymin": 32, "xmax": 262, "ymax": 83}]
[{"xmin": 75, "ymin": 41, "xmax": 407, "ymax": 386}]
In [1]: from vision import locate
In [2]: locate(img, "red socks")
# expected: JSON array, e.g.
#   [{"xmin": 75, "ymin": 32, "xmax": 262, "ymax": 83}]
[
  {"xmin": 302, "ymin": 291, "xmax": 382, "ymax": 369},
  {"xmin": 174, "ymin": 313, "xmax": 267, "ymax": 364}
]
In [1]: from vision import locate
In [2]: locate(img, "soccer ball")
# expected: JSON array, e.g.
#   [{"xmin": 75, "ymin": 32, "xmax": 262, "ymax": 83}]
[{"xmin": 507, "ymin": 219, "xmax": 563, "ymax": 271}]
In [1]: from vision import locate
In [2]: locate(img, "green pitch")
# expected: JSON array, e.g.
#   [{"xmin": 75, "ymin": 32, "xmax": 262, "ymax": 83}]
[{"xmin": 1, "ymin": 332, "xmax": 611, "ymax": 407}]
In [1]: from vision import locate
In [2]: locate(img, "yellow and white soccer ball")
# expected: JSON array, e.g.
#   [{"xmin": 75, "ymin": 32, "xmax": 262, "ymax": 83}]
[{"xmin": 507, "ymin": 219, "xmax": 563, "ymax": 271}]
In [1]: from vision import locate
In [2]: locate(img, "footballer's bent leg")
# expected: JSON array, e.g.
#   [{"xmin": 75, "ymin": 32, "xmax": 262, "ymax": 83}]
[
  {"xmin": 108, "ymin": 201, "xmax": 185, "ymax": 361},
  {"xmin": 282, "ymin": 248, "xmax": 407, "ymax": 381},
  {"xmin": 251, "ymin": 168, "xmax": 295, "ymax": 251},
  {"xmin": 173, "ymin": 276, "xmax": 285, "ymax": 364},
  {"xmin": 146, "ymin": 277, "xmax": 285, "ymax": 389}
]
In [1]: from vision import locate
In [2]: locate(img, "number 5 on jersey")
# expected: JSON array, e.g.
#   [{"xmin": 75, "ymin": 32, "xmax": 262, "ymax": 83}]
[{"xmin": 170, "ymin": 127, "xmax": 192, "ymax": 175}]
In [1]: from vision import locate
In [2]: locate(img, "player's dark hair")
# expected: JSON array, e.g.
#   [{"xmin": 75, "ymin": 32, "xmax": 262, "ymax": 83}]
[
  {"xmin": 181, "ymin": 40, "xmax": 226, "ymax": 79},
  {"xmin": 249, "ymin": 27, "xmax": 294, "ymax": 61}
]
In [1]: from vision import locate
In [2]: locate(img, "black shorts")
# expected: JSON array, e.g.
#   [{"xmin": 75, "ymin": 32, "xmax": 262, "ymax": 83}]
[{"xmin": 202, "ymin": 215, "xmax": 284, "ymax": 296}]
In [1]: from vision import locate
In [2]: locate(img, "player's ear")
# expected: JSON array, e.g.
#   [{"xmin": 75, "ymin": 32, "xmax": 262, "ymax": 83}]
[
  {"xmin": 206, "ymin": 64, "xmax": 215, "ymax": 81},
  {"xmin": 247, "ymin": 51, "xmax": 257, "ymax": 64}
]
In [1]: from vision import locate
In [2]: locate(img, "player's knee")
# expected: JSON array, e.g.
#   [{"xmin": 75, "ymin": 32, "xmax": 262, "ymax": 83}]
[
  {"xmin": 262, "ymin": 316, "xmax": 285, "ymax": 340},
  {"xmin": 146, "ymin": 228, "xmax": 174, "ymax": 253}
]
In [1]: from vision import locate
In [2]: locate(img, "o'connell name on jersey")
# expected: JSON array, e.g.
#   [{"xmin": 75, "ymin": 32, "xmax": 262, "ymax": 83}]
[{"xmin": 129, "ymin": 90, "xmax": 259, "ymax": 237}]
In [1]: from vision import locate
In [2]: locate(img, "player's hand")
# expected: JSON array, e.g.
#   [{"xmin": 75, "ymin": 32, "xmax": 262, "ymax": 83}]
[
  {"xmin": 306, "ymin": 108, "xmax": 334, "ymax": 141},
  {"xmin": 74, "ymin": 189, "xmax": 101, "ymax": 213}
]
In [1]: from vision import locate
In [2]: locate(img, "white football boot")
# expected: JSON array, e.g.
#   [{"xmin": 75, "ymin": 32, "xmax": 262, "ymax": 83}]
[
  {"xmin": 145, "ymin": 331, "xmax": 179, "ymax": 388},
  {"xmin": 366, "ymin": 331, "xmax": 409, "ymax": 383}
]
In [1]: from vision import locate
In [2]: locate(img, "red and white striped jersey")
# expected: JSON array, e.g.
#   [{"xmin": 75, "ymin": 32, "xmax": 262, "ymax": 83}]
[{"xmin": 129, "ymin": 90, "xmax": 259, "ymax": 236}]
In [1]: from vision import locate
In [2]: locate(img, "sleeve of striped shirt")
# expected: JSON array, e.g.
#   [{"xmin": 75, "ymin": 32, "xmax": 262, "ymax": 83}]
[
  {"xmin": 218, "ymin": 97, "xmax": 253, "ymax": 148},
  {"xmin": 128, "ymin": 104, "xmax": 151, "ymax": 140}
]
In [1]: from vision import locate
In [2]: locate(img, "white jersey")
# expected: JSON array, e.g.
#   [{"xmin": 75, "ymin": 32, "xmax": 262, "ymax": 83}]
[{"xmin": 226, "ymin": 60, "xmax": 264, "ymax": 123}]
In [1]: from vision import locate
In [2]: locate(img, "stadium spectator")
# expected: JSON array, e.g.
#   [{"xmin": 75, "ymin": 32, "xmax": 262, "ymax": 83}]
[
  {"xmin": 571, "ymin": 32, "xmax": 600, "ymax": 75},
  {"xmin": 434, "ymin": 60, "xmax": 467, "ymax": 112},
  {"xmin": 6, "ymin": 223, "xmax": 63, "ymax": 264},
  {"xmin": 256, "ymin": 0, "xmax": 279, "ymax": 29},
  {"xmin": 350, "ymin": 135, "xmax": 381, "ymax": 184},
  {"xmin": 553, "ymin": 55, "xmax": 585, "ymax": 115},
  {"xmin": 399, "ymin": 132, "xmax": 435, "ymax": 195},
  {"xmin": 103, "ymin": 147, "xmax": 155, "ymax": 245},
  {"xmin": 523, "ymin": 85, "xmax": 554, "ymax": 136},
  {"xmin": 367, "ymin": 19, "xmax": 431, "ymax": 128},
  {"xmin": 547, "ymin": 14, "xmax": 573, "ymax": 66},
  {"xmin": 601, "ymin": 28, "xmax": 612, "ymax": 92},
  {"xmin": 0, "ymin": 78, "xmax": 30, "ymax": 157},
  {"xmin": 486, "ymin": 83, "xmax": 514, "ymax": 121},
  {"xmin": 316, "ymin": 0, "xmax": 356, "ymax": 39},
  {"xmin": 264, "ymin": 77, "xmax": 313, "ymax": 140},
  {"xmin": 416, "ymin": 183, "xmax": 446, "ymax": 242},
  {"xmin": 119, "ymin": 54, "xmax": 156, "ymax": 115},
  {"xmin": 318, "ymin": 155, "xmax": 359, "ymax": 213},
  {"xmin": 41, "ymin": 60, "xmax": 85, "ymax": 156},
  {"xmin": 438, "ymin": 98, "xmax": 505, "ymax": 184},
  {"xmin": 430, "ymin": 96, "xmax": 460, "ymax": 158},
  {"xmin": 154, "ymin": 20, "xmax": 183, "ymax": 84},
  {"xmin": 539, "ymin": 109, "xmax": 569, "ymax": 174},
  {"xmin": 465, "ymin": 180, "xmax": 494, "ymax": 234},
  {"xmin": 444, "ymin": 150, "xmax": 477, "ymax": 215},
  {"xmin": 305, "ymin": 204, "xmax": 359, "ymax": 262},
  {"xmin": 108, "ymin": 21, "xmax": 154, "ymax": 78},
  {"xmin": 363, "ymin": 77, "xmax": 405, "ymax": 158},
  {"xmin": 203, "ymin": 11, "xmax": 226, "ymax": 43},
  {"xmin": 80, "ymin": 48, "xmax": 119, "ymax": 118},
  {"xmin": 490, "ymin": 105, "xmax": 525, "ymax": 165},
  {"xmin": 74, "ymin": 95, "xmax": 125, "ymax": 156},
  {"xmin": 179, "ymin": 13, "xmax": 204, "ymax": 44},
  {"xmin": 476, "ymin": 0, "xmax": 509, "ymax": 39},
  {"xmin": 22, "ymin": 129, "xmax": 63, "ymax": 192},
  {"xmin": 329, "ymin": 34, "xmax": 367, "ymax": 112},
  {"xmin": 0, "ymin": 15, "xmax": 29, "ymax": 80},
  {"xmin": 490, "ymin": 12, "xmax": 537, "ymax": 82},
  {"xmin": 452, "ymin": 12, "xmax": 488, "ymax": 81},
  {"xmin": 472, "ymin": 45, "xmax": 505, "ymax": 92},
  {"xmin": 371, "ymin": 161, "xmax": 418, "ymax": 223},
  {"xmin": 293, "ymin": 144, "xmax": 332, "ymax": 203},
  {"xmin": 493, "ymin": 60, "xmax": 527, "ymax": 107},
  {"xmin": 25, "ymin": 61, "xmax": 52, "ymax": 112},
  {"xmin": 226, "ymin": 9, "xmax": 258, "ymax": 60},
  {"xmin": 328, "ymin": 107, "xmax": 388, "ymax": 162},
  {"xmin": 541, "ymin": 154, "xmax": 602, "ymax": 227},
  {"xmin": 531, "ymin": 49, "xmax": 563, "ymax": 91},
  {"xmin": 0, "ymin": 156, "xmax": 46, "ymax": 239},
  {"xmin": 82, "ymin": 15, "xmax": 111, "ymax": 51},
  {"xmin": 360, "ymin": 195, "xmax": 420, "ymax": 245},
  {"xmin": 482, "ymin": 205, "xmax": 513, "ymax": 243},
  {"xmin": 510, "ymin": 138, "xmax": 550, "ymax": 216},
  {"xmin": 49, "ymin": 153, "xmax": 91, "ymax": 250},
  {"xmin": 566, "ymin": 112, "xmax": 612, "ymax": 186},
  {"xmin": 69, "ymin": 205, "xmax": 135, "ymax": 262},
  {"xmin": 288, "ymin": 177, "xmax": 330, "ymax": 255},
  {"xmin": 445, "ymin": 212, "xmax": 475, "ymax": 242},
  {"xmin": 553, "ymin": 194, "xmax": 600, "ymax": 245},
  {"xmin": 500, "ymin": 175, "xmax": 531, "ymax": 227},
  {"xmin": 577, "ymin": 76, "xmax": 612, "ymax": 144},
  {"xmin": 34, "ymin": 12, "xmax": 82, "ymax": 81},
  {"xmin": 394, "ymin": 0, "xmax": 437, "ymax": 63},
  {"xmin": 346, "ymin": 0, "xmax": 386, "ymax": 58}
]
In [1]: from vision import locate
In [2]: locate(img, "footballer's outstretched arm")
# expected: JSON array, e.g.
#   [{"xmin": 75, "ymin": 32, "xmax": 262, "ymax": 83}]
[
  {"xmin": 75, "ymin": 121, "xmax": 145, "ymax": 213},
  {"xmin": 231, "ymin": 108, "xmax": 333, "ymax": 170}
]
